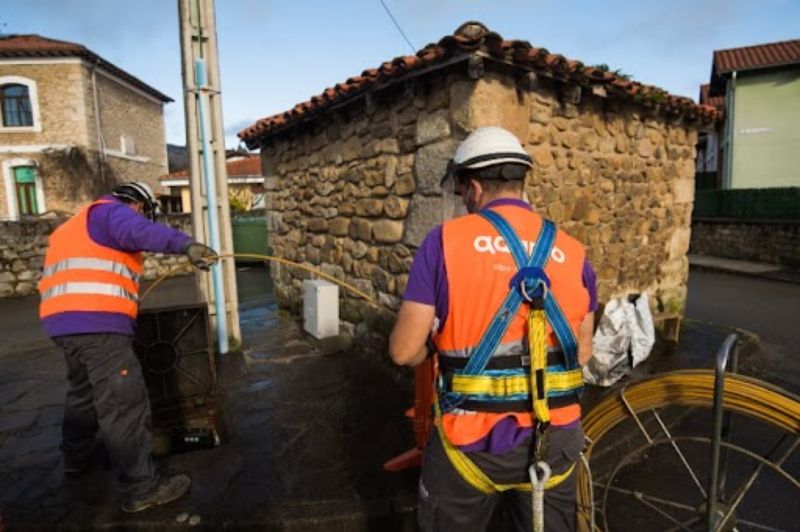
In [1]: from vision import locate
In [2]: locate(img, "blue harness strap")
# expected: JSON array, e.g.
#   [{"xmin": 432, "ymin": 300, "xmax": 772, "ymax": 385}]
[
  {"xmin": 482, "ymin": 210, "xmax": 579, "ymax": 369},
  {"xmin": 439, "ymin": 209, "xmax": 581, "ymax": 413}
]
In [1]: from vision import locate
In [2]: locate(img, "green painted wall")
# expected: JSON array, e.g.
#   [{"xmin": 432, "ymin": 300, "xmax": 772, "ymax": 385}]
[{"xmin": 731, "ymin": 68, "xmax": 800, "ymax": 189}]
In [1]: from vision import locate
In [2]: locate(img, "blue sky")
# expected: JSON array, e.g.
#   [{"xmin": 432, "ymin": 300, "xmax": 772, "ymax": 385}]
[{"xmin": 2, "ymin": 0, "xmax": 798, "ymax": 149}]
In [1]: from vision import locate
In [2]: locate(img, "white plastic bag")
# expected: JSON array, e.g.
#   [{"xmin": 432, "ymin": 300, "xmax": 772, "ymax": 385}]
[{"xmin": 582, "ymin": 292, "xmax": 655, "ymax": 387}]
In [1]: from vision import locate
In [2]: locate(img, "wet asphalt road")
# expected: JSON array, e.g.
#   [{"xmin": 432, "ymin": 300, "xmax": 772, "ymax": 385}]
[
  {"xmin": 1, "ymin": 266, "xmax": 797, "ymax": 530},
  {"xmin": 685, "ymin": 269, "xmax": 800, "ymax": 391},
  {"xmin": 590, "ymin": 269, "xmax": 800, "ymax": 531}
]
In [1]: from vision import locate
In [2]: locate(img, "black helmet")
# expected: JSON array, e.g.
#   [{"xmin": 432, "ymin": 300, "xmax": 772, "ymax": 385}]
[{"xmin": 112, "ymin": 181, "xmax": 159, "ymax": 220}]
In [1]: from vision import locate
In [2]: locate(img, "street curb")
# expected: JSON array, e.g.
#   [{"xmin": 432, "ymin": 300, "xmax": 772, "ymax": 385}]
[{"xmin": 689, "ymin": 262, "xmax": 800, "ymax": 286}]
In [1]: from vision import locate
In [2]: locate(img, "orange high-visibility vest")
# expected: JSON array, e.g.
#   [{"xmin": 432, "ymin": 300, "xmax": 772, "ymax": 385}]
[
  {"xmin": 39, "ymin": 200, "xmax": 143, "ymax": 320},
  {"xmin": 434, "ymin": 204, "xmax": 589, "ymax": 447}
]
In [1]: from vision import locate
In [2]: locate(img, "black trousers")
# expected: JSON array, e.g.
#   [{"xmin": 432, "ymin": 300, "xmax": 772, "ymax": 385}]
[
  {"xmin": 55, "ymin": 333, "xmax": 157, "ymax": 497},
  {"xmin": 418, "ymin": 423, "xmax": 584, "ymax": 532}
]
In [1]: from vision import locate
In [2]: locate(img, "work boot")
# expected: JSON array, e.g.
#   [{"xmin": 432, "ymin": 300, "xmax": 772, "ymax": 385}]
[{"xmin": 120, "ymin": 474, "xmax": 191, "ymax": 513}]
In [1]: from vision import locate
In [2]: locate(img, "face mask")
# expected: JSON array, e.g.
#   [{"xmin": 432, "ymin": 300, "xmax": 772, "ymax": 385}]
[{"xmin": 441, "ymin": 171, "xmax": 467, "ymax": 221}]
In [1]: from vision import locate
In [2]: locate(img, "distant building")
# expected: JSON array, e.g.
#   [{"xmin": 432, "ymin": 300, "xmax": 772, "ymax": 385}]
[
  {"xmin": 698, "ymin": 39, "xmax": 800, "ymax": 189},
  {"xmin": 0, "ymin": 34, "xmax": 172, "ymax": 219},
  {"xmin": 160, "ymin": 154, "xmax": 263, "ymax": 213}
]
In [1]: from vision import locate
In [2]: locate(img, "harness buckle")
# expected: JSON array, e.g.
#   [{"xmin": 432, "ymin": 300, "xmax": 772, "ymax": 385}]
[
  {"xmin": 534, "ymin": 421, "xmax": 550, "ymax": 463},
  {"xmin": 510, "ymin": 267, "xmax": 551, "ymax": 304}
]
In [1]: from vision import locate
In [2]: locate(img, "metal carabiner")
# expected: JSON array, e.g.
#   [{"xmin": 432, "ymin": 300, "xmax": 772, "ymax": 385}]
[
  {"xmin": 529, "ymin": 461, "xmax": 551, "ymax": 532},
  {"xmin": 529, "ymin": 460, "xmax": 552, "ymax": 491},
  {"xmin": 520, "ymin": 278, "xmax": 549, "ymax": 304}
]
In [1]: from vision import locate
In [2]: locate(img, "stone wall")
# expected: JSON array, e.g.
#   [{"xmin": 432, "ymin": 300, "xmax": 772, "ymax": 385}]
[
  {"xmin": 261, "ymin": 68, "xmax": 701, "ymax": 346},
  {"xmin": 0, "ymin": 214, "xmax": 193, "ymax": 298},
  {"xmin": 691, "ymin": 220, "xmax": 800, "ymax": 267}
]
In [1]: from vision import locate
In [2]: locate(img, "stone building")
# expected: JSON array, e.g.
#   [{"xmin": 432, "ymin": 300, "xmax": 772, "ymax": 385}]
[
  {"xmin": 239, "ymin": 22, "xmax": 716, "ymax": 343},
  {"xmin": 0, "ymin": 34, "xmax": 172, "ymax": 220}
]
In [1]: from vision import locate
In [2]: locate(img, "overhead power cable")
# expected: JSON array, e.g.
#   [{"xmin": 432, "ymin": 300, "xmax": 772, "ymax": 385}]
[{"xmin": 378, "ymin": 0, "xmax": 416, "ymax": 54}]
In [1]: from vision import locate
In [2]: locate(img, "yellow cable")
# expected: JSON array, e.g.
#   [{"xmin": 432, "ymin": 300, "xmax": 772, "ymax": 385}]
[
  {"xmin": 576, "ymin": 371, "xmax": 800, "ymax": 531},
  {"xmin": 140, "ymin": 252, "xmax": 391, "ymax": 314}
]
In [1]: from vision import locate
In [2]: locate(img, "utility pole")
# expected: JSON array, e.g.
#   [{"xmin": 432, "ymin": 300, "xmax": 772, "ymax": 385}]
[{"xmin": 178, "ymin": 0, "xmax": 241, "ymax": 352}]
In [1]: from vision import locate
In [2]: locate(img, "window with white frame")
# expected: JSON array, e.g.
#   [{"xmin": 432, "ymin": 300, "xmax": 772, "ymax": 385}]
[
  {"xmin": 120, "ymin": 134, "xmax": 137, "ymax": 155},
  {"xmin": 0, "ymin": 76, "xmax": 40, "ymax": 131}
]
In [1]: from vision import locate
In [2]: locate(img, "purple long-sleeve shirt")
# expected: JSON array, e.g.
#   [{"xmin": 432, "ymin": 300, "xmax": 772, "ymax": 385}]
[{"xmin": 41, "ymin": 196, "xmax": 193, "ymax": 338}]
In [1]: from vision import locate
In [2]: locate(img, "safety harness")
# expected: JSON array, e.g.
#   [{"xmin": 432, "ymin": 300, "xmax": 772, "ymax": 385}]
[{"xmin": 435, "ymin": 209, "xmax": 583, "ymax": 501}]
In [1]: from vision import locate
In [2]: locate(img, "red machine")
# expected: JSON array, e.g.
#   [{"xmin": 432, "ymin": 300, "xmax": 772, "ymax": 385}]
[{"xmin": 383, "ymin": 358, "xmax": 435, "ymax": 471}]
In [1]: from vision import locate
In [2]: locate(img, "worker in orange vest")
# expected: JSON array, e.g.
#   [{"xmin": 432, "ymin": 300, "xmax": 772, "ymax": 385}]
[
  {"xmin": 39, "ymin": 182, "xmax": 216, "ymax": 513},
  {"xmin": 390, "ymin": 127, "xmax": 597, "ymax": 531}
]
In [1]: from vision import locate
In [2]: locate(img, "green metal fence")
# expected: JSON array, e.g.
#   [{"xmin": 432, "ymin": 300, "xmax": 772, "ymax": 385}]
[
  {"xmin": 693, "ymin": 187, "xmax": 800, "ymax": 220},
  {"xmin": 695, "ymin": 172, "xmax": 717, "ymax": 191},
  {"xmin": 231, "ymin": 216, "xmax": 269, "ymax": 260}
]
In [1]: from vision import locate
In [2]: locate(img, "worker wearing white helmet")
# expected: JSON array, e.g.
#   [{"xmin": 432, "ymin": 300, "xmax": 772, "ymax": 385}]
[
  {"xmin": 390, "ymin": 127, "xmax": 598, "ymax": 531},
  {"xmin": 40, "ymin": 181, "xmax": 217, "ymax": 513}
]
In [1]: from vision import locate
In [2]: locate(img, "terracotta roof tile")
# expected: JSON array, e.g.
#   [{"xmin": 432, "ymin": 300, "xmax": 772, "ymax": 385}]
[
  {"xmin": 239, "ymin": 22, "xmax": 716, "ymax": 146},
  {"xmin": 0, "ymin": 34, "xmax": 172, "ymax": 102},
  {"xmin": 699, "ymin": 84, "xmax": 725, "ymax": 118},
  {"xmin": 162, "ymin": 155, "xmax": 260, "ymax": 180},
  {"xmin": 713, "ymin": 39, "xmax": 800, "ymax": 74}
]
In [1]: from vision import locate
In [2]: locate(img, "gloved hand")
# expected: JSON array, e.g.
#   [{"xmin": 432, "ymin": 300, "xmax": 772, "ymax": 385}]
[{"xmin": 184, "ymin": 242, "xmax": 218, "ymax": 271}]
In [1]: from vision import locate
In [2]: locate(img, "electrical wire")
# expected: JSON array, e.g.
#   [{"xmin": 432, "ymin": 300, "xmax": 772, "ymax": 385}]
[
  {"xmin": 140, "ymin": 253, "xmax": 395, "ymax": 315},
  {"xmin": 576, "ymin": 371, "xmax": 800, "ymax": 530},
  {"xmin": 378, "ymin": 0, "xmax": 416, "ymax": 54}
]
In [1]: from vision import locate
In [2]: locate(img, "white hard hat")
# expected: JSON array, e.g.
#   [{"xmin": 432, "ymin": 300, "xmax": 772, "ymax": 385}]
[
  {"xmin": 452, "ymin": 126, "xmax": 533, "ymax": 172},
  {"xmin": 112, "ymin": 181, "xmax": 160, "ymax": 220}
]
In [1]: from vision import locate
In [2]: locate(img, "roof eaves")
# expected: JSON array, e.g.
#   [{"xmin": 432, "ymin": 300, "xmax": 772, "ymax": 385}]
[
  {"xmin": 0, "ymin": 37, "xmax": 173, "ymax": 103},
  {"xmin": 241, "ymin": 53, "xmax": 474, "ymax": 148},
  {"xmin": 240, "ymin": 22, "xmax": 716, "ymax": 147},
  {"xmin": 715, "ymin": 58, "xmax": 800, "ymax": 75}
]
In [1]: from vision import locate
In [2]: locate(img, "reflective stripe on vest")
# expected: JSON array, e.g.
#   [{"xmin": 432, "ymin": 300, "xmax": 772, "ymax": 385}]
[
  {"xmin": 438, "ymin": 341, "xmax": 564, "ymax": 360},
  {"xmin": 40, "ymin": 282, "xmax": 138, "ymax": 303},
  {"xmin": 43, "ymin": 258, "xmax": 141, "ymax": 283}
]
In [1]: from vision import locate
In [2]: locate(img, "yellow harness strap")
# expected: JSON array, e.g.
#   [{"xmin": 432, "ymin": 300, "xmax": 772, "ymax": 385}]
[
  {"xmin": 433, "ymin": 302, "xmax": 577, "ymax": 494},
  {"xmin": 450, "ymin": 369, "xmax": 583, "ymax": 396},
  {"xmin": 529, "ymin": 307, "xmax": 550, "ymax": 424},
  {"xmin": 434, "ymin": 397, "xmax": 575, "ymax": 494}
]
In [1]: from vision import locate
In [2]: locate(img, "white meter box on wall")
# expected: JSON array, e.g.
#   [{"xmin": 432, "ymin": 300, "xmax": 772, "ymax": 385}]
[{"xmin": 303, "ymin": 280, "xmax": 339, "ymax": 339}]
